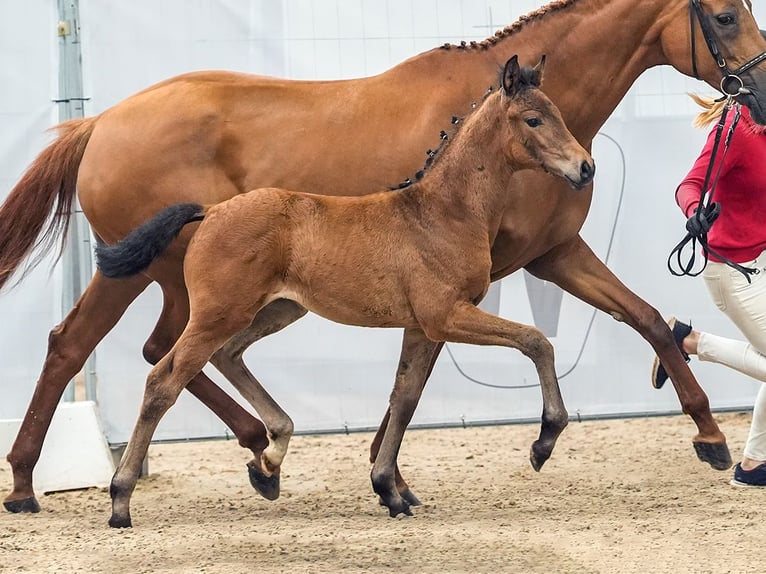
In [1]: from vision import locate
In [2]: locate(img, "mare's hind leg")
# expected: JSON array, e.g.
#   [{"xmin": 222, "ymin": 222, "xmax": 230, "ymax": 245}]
[
  {"xmin": 524, "ymin": 235, "xmax": 731, "ymax": 470},
  {"xmin": 369, "ymin": 334, "xmax": 444, "ymax": 508},
  {"xmin": 4, "ymin": 271, "xmax": 151, "ymax": 514}
]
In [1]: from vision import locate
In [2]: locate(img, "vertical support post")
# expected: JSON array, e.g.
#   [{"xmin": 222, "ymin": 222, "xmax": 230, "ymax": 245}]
[{"xmin": 57, "ymin": 0, "xmax": 96, "ymax": 402}]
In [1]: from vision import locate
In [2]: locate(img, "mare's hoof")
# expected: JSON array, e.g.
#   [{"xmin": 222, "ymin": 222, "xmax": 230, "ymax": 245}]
[
  {"xmin": 108, "ymin": 514, "xmax": 132, "ymax": 529},
  {"xmin": 247, "ymin": 461, "xmax": 280, "ymax": 501},
  {"xmin": 693, "ymin": 441, "xmax": 732, "ymax": 471},
  {"xmin": 529, "ymin": 441, "xmax": 552, "ymax": 472},
  {"xmin": 387, "ymin": 499, "xmax": 413, "ymax": 518},
  {"xmin": 3, "ymin": 496, "xmax": 41, "ymax": 514},
  {"xmin": 400, "ymin": 489, "xmax": 422, "ymax": 507},
  {"xmin": 377, "ymin": 493, "xmax": 413, "ymax": 517}
]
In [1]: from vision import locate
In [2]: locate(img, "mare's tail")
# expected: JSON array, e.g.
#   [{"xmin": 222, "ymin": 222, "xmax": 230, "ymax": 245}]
[
  {"xmin": 0, "ymin": 117, "xmax": 97, "ymax": 291},
  {"xmin": 95, "ymin": 203, "xmax": 206, "ymax": 278}
]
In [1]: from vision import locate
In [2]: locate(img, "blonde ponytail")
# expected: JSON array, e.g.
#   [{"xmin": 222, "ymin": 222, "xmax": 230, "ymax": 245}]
[{"xmin": 689, "ymin": 93, "xmax": 726, "ymax": 128}]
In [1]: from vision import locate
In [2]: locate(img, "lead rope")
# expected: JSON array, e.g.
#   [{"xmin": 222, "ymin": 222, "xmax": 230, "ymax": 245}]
[{"xmin": 667, "ymin": 98, "xmax": 758, "ymax": 282}]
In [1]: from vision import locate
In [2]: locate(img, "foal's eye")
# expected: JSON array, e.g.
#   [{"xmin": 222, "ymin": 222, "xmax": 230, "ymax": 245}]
[
  {"xmin": 525, "ymin": 117, "xmax": 542, "ymax": 128},
  {"xmin": 715, "ymin": 13, "xmax": 735, "ymax": 26}
]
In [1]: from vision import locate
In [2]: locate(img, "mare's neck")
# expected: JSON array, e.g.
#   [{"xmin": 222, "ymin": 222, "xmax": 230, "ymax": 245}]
[{"xmin": 419, "ymin": 0, "xmax": 668, "ymax": 145}]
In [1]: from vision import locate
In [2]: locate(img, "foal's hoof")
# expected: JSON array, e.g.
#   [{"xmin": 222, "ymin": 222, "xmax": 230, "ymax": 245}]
[
  {"xmin": 529, "ymin": 440, "xmax": 553, "ymax": 472},
  {"xmin": 108, "ymin": 514, "xmax": 132, "ymax": 529},
  {"xmin": 693, "ymin": 440, "xmax": 732, "ymax": 471},
  {"xmin": 247, "ymin": 461, "xmax": 280, "ymax": 501},
  {"xmin": 3, "ymin": 496, "xmax": 41, "ymax": 514}
]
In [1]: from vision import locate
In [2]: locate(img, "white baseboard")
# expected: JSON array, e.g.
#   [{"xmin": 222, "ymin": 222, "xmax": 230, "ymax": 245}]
[{"xmin": 0, "ymin": 401, "xmax": 115, "ymax": 494}]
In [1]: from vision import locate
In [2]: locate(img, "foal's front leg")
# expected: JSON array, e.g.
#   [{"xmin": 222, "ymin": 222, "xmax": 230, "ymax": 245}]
[
  {"xmin": 370, "ymin": 329, "xmax": 441, "ymax": 516},
  {"xmin": 423, "ymin": 302, "xmax": 568, "ymax": 470},
  {"xmin": 523, "ymin": 235, "xmax": 731, "ymax": 470}
]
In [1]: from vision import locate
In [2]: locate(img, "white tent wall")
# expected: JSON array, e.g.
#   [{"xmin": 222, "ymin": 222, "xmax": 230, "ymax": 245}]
[
  {"xmin": 2, "ymin": 1, "xmax": 765, "ymax": 445},
  {"xmin": 0, "ymin": 0, "xmax": 63, "ymax": 420}
]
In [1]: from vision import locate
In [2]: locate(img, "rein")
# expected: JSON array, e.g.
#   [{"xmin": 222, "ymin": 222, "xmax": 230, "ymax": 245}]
[
  {"xmin": 667, "ymin": 98, "xmax": 758, "ymax": 282},
  {"xmin": 669, "ymin": 1, "xmax": 766, "ymax": 282},
  {"xmin": 689, "ymin": 0, "xmax": 766, "ymax": 96}
]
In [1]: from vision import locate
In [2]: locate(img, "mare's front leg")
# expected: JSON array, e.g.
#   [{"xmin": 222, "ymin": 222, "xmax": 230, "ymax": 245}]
[
  {"xmin": 369, "ymin": 329, "xmax": 441, "ymax": 516},
  {"xmin": 524, "ymin": 235, "xmax": 731, "ymax": 470}
]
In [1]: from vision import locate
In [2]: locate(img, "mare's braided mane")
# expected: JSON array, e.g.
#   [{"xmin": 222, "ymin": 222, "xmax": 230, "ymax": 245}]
[{"xmin": 440, "ymin": 0, "xmax": 577, "ymax": 51}]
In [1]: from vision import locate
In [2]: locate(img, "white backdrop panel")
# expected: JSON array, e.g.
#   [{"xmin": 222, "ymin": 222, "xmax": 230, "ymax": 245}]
[
  {"xmin": 2, "ymin": 1, "xmax": 764, "ymax": 443},
  {"xmin": 0, "ymin": 0, "xmax": 63, "ymax": 419}
]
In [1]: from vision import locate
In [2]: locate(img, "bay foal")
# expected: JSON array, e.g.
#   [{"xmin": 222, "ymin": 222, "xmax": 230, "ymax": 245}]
[{"xmin": 96, "ymin": 56, "xmax": 594, "ymax": 526}]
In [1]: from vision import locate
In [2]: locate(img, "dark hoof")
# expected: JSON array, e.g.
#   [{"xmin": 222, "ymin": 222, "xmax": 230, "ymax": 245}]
[
  {"xmin": 529, "ymin": 441, "xmax": 552, "ymax": 472},
  {"xmin": 376, "ymin": 490, "xmax": 413, "ymax": 517},
  {"xmin": 3, "ymin": 496, "xmax": 41, "ymax": 514},
  {"xmin": 400, "ymin": 489, "xmax": 422, "ymax": 507},
  {"xmin": 386, "ymin": 499, "xmax": 413, "ymax": 518},
  {"xmin": 693, "ymin": 441, "xmax": 732, "ymax": 471},
  {"xmin": 108, "ymin": 514, "xmax": 132, "ymax": 528},
  {"xmin": 247, "ymin": 461, "xmax": 280, "ymax": 501}
]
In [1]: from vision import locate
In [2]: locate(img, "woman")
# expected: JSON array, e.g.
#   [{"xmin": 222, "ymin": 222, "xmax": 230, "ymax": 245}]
[{"xmin": 653, "ymin": 93, "xmax": 766, "ymax": 487}]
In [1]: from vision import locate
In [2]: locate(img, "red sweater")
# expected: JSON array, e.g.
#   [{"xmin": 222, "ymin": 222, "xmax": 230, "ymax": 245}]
[{"xmin": 676, "ymin": 106, "xmax": 766, "ymax": 263}]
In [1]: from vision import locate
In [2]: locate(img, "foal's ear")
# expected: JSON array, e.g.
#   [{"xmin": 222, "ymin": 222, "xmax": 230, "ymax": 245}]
[
  {"xmin": 502, "ymin": 55, "xmax": 521, "ymax": 96},
  {"xmin": 533, "ymin": 54, "xmax": 546, "ymax": 83}
]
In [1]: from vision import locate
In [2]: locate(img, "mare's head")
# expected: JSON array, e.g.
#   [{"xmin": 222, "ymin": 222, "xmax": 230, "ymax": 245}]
[
  {"xmin": 500, "ymin": 55, "xmax": 595, "ymax": 190},
  {"xmin": 660, "ymin": 0, "xmax": 766, "ymax": 124}
]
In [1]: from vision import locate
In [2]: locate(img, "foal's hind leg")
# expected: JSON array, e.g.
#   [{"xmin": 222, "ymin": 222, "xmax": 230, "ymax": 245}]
[
  {"xmin": 109, "ymin": 309, "xmax": 253, "ymax": 528},
  {"xmin": 4, "ymin": 271, "xmax": 151, "ymax": 514},
  {"xmin": 207, "ymin": 299, "xmax": 308, "ymax": 500},
  {"xmin": 369, "ymin": 333, "xmax": 444, "ymax": 508},
  {"xmin": 524, "ymin": 235, "xmax": 731, "ymax": 470},
  {"xmin": 142, "ymin": 291, "xmax": 305, "ymax": 499}
]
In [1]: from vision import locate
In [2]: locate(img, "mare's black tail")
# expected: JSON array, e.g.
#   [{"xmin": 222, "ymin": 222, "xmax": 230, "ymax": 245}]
[{"xmin": 95, "ymin": 203, "xmax": 205, "ymax": 278}]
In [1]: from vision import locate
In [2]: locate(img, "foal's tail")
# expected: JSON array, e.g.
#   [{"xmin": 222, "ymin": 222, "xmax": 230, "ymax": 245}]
[
  {"xmin": 0, "ymin": 117, "xmax": 97, "ymax": 291},
  {"xmin": 95, "ymin": 203, "xmax": 206, "ymax": 278}
]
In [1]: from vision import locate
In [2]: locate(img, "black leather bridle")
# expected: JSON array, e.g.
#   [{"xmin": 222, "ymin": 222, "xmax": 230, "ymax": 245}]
[
  {"xmin": 667, "ymin": 2, "xmax": 766, "ymax": 281},
  {"xmin": 689, "ymin": 0, "xmax": 766, "ymax": 96}
]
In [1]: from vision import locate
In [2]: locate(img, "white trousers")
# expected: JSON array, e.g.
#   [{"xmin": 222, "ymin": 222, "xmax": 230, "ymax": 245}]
[{"xmin": 702, "ymin": 252, "xmax": 766, "ymax": 461}]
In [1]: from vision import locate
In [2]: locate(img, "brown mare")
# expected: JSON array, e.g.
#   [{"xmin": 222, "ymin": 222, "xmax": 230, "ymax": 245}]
[
  {"xmin": 95, "ymin": 56, "xmax": 595, "ymax": 527},
  {"xmin": 3, "ymin": 0, "xmax": 766, "ymax": 516}
]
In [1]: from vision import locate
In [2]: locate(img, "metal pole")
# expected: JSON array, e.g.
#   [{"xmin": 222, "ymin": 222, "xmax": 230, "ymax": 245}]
[{"xmin": 56, "ymin": 0, "xmax": 96, "ymax": 402}]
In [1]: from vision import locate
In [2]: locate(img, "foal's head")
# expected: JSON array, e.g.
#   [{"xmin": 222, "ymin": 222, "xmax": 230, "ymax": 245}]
[{"xmin": 500, "ymin": 55, "xmax": 595, "ymax": 190}]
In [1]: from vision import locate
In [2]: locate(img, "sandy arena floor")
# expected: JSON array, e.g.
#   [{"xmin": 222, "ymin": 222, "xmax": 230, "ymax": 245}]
[{"xmin": 0, "ymin": 411, "xmax": 762, "ymax": 574}]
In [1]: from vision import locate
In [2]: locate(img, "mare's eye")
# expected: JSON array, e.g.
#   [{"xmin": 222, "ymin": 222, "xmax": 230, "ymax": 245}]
[
  {"xmin": 716, "ymin": 14, "xmax": 735, "ymax": 26},
  {"xmin": 526, "ymin": 117, "xmax": 542, "ymax": 128}
]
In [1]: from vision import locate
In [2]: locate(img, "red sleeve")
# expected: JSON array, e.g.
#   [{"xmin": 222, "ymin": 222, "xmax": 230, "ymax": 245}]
[{"xmin": 675, "ymin": 112, "xmax": 740, "ymax": 217}]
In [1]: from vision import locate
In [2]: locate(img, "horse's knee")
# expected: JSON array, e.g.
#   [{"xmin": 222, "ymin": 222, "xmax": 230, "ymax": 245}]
[
  {"xmin": 142, "ymin": 336, "xmax": 168, "ymax": 366},
  {"xmin": 141, "ymin": 364, "xmax": 181, "ymax": 419},
  {"xmin": 521, "ymin": 328, "xmax": 554, "ymax": 363},
  {"xmin": 43, "ymin": 322, "xmax": 88, "ymax": 373}
]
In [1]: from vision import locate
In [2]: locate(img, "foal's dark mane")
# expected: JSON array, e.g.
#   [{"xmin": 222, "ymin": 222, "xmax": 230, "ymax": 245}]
[
  {"xmin": 440, "ymin": 0, "xmax": 578, "ymax": 51},
  {"xmin": 392, "ymin": 65, "xmax": 542, "ymax": 190}
]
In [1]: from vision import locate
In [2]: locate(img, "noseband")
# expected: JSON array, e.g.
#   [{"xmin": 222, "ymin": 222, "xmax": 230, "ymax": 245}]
[{"xmin": 689, "ymin": 0, "xmax": 766, "ymax": 96}]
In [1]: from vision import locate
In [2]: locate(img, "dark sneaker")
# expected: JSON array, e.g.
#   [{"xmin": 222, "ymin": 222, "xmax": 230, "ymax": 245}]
[
  {"xmin": 731, "ymin": 462, "xmax": 766, "ymax": 487},
  {"xmin": 651, "ymin": 317, "xmax": 692, "ymax": 389}
]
